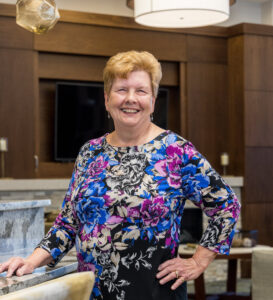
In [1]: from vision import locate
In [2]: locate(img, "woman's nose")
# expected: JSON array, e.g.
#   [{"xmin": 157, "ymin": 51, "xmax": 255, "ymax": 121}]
[{"xmin": 125, "ymin": 90, "xmax": 136, "ymax": 103}]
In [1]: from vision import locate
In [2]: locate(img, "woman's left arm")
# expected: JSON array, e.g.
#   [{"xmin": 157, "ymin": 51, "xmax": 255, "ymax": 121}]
[
  {"xmin": 157, "ymin": 140, "xmax": 241, "ymax": 289},
  {"xmin": 180, "ymin": 142, "xmax": 241, "ymax": 255}
]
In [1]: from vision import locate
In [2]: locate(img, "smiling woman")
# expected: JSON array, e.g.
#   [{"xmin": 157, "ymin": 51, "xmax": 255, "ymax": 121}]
[{"xmin": 0, "ymin": 51, "xmax": 240, "ymax": 300}]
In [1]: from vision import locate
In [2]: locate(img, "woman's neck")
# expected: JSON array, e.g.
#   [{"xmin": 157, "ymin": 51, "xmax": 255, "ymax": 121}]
[{"xmin": 107, "ymin": 123, "xmax": 164, "ymax": 147}]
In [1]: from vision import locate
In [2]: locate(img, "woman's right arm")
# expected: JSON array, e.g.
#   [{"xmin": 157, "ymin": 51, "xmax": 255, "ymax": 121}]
[
  {"xmin": 0, "ymin": 248, "xmax": 53, "ymax": 277},
  {"xmin": 0, "ymin": 144, "xmax": 89, "ymax": 277}
]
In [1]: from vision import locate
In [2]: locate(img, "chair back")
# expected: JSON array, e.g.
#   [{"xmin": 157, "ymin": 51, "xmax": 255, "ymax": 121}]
[
  {"xmin": 0, "ymin": 271, "xmax": 95, "ymax": 300},
  {"xmin": 252, "ymin": 249, "xmax": 273, "ymax": 300}
]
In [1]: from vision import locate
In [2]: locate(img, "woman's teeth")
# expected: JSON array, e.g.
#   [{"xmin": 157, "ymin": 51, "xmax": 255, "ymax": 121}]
[{"xmin": 121, "ymin": 109, "xmax": 139, "ymax": 113}]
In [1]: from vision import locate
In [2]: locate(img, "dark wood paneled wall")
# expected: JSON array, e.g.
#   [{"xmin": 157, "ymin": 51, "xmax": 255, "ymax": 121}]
[
  {"xmin": 228, "ymin": 36, "xmax": 245, "ymax": 176},
  {"xmin": 34, "ymin": 22, "xmax": 187, "ymax": 62},
  {"xmin": 243, "ymin": 35, "xmax": 273, "ymax": 245},
  {"xmin": 0, "ymin": 48, "xmax": 38, "ymax": 178},
  {"xmin": 228, "ymin": 32, "xmax": 273, "ymax": 246},
  {"xmin": 187, "ymin": 63, "xmax": 228, "ymax": 169},
  {"xmin": 38, "ymin": 53, "xmax": 179, "ymax": 86}
]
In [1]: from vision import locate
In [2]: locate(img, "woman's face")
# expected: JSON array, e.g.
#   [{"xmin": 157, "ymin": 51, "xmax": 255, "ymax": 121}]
[{"xmin": 105, "ymin": 70, "xmax": 155, "ymax": 130}]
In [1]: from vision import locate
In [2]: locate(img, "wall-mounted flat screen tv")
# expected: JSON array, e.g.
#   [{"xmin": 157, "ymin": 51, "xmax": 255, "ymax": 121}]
[{"xmin": 54, "ymin": 81, "xmax": 169, "ymax": 162}]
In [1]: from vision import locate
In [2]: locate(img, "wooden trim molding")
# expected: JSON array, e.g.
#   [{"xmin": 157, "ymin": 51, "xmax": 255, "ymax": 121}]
[{"xmin": 228, "ymin": 23, "xmax": 273, "ymax": 37}]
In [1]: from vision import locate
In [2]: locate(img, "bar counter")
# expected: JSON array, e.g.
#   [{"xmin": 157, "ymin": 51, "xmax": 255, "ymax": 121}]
[{"xmin": 0, "ymin": 248, "xmax": 78, "ymax": 296}]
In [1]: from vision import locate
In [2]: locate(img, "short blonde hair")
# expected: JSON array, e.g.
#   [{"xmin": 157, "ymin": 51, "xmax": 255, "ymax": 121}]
[{"xmin": 103, "ymin": 50, "xmax": 162, "ymax": 97}]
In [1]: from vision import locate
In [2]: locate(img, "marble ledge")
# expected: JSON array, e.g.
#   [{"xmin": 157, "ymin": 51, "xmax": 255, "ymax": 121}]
[
  {"xmin": 0, "ymin": 249, "xmax": 78, "ymax": 296},
  {"xmin": 0, "ymin": 263, "xmax": 78, "ymax": 296},
  {"xmin": 0, "ymin": 199, "xmax": 51, "ymax": 211},
  {"xmin": 0, "ymin": 176, "xmax": 244, "ymax": 192}
]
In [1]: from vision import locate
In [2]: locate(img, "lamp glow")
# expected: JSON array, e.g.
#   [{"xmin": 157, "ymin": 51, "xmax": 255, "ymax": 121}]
[{"xmin": 134, "ymin": 0, "xmax": 230, "ymax": 28}]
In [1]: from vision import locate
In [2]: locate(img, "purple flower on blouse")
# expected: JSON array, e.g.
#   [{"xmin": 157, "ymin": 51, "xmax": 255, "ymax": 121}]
[
  {"xmin": 89, "ymin": 136, "xmax": 105, "ymax": 146},
  {"xmin": 182, "ymin": 142, "xmax": 197, "ymax": 159},
  {"xmin": 155, "ymin": 144, "xmax": 184, "ymax": 188},
  {"xmin": 127, "ymin": 207, "xmax": 141, "ymax": 218},
  {"xmin": 141, "ymin": 197, "xmax": 169, "ymax": 227},
  {"xmin": 87, "ymin": 156, "xmax": 108, "ymax": 177}
]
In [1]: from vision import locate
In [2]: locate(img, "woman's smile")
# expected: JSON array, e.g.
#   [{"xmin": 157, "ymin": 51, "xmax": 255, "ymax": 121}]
[{"xmin": 120, "ymin": 108, "xmax": 140, "ymax": 114}]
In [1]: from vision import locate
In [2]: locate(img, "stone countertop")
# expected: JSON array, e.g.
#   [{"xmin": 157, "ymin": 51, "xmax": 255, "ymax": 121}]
[
  {"xmin": 0, "ymin": 248, "xmax": 78, "ymax": 296},
  {"xmin": 0, "ymin": 199, "xmax": 51, "ymax": 210}
]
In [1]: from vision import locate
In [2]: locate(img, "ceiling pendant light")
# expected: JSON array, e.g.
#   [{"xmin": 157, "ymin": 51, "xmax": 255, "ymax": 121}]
[{"xmin": 133, "ymin": 0, "xmax": 231, "ymax": 28}]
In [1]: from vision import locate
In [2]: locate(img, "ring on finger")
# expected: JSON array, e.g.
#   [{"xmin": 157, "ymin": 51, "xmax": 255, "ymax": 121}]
[{"xmin": 175, "ymin": 270, "xmax": 179, "ymax": 279}]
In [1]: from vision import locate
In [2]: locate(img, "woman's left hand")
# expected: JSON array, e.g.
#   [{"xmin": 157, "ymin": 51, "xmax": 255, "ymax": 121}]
[
  {"xmin": 156, "ymin": 256, "xmax": 205, "ymax": 290},
  {"xmin": 156, "ymin": 245, "xmax": 217, "ymax": 290}
]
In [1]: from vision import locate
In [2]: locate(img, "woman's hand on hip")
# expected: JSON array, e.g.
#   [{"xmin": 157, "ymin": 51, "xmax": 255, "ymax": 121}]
[
  {"xmin": 156, "ymin": 246, "xmax": 217, "ymax": 290},
  {"xmin": 156, "ymin": 256, "xmax": 205, "ymax": 290}
]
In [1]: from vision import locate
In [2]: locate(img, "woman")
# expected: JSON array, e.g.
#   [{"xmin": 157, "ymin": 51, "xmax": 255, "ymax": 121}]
[{"xmin": 0, "ymin": 51, "xmax": 240, "ymax": 300}]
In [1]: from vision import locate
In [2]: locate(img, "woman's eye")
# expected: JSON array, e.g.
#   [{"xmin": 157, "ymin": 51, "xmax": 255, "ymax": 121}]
[{"xmin": 137, "ymin": 89, "xmax": 147, "ymax": 94}]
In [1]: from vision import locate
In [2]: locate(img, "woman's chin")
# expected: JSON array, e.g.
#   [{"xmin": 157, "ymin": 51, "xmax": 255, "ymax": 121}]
[{"xmin": 116, "ymin": 119, "xmax": 146, "ymax": 128}]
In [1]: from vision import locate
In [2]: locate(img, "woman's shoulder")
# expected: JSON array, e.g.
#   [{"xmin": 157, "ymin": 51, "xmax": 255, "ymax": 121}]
[
  {"xmin": 162, "ymin": 131, "xmax": 201, "ymax": 160},
  {"xmin": 80, "ymin": 134, "xmax": 106, "ymax": 152},
  {"xmin": 75, "ymin": 135, "xmax": 106, "ymax": 167},
  {"xmin": 164, "ymin": 130, "xmax": 191, "ymax": 147}
]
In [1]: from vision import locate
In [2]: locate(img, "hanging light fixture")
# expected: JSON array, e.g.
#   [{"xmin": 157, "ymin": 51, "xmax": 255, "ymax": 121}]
[
  {"xmin": 16, "ymin": 0, "xmax": 60, "ymax": 34},
  {"xmin": 130, "ymin": 0, "xmax": 235, "ymax": 28}
]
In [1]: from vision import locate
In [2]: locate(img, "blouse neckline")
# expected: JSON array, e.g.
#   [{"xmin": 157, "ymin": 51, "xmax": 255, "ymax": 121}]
[{"xmin": 102, "ymin": 130, "xmax": 169, "ymax": 153}]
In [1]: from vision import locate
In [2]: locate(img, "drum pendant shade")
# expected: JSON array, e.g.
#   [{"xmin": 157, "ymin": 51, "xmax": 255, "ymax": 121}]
[{"xmin": 134, "ymin": 0, "xmax": 230, "ymax": 28}]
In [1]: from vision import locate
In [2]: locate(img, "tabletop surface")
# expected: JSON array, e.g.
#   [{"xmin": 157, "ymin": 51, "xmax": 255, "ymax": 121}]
[{"xmin": 178, "ymin": 244, "xmax": 272, "ymax": 256}]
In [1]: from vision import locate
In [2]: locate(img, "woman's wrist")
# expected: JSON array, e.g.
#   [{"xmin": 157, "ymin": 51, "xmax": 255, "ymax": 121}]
[
  {"xmin": 192, "ymin": 245, "xmax": 217, "ymax": 271},
  {"xmin": 26, "ymin": 248, "xmax": 53, "ymax": 269}
]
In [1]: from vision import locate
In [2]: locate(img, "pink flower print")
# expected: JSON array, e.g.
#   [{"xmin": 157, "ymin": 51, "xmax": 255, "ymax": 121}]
[
  {"xmin": 77, "ymin": 256, "xmax": 96, "ymax": 272},
  {"xmin": 154, "ymin": 160, "xmax": 167, "ymax": 176},
  {"xmin": 89, "ymin": 135, "xmax": 105, "ymax": 146},
  {"xmin": 183, "ymin": 143, "xmax": 197, "ymax": 160},
  {"xmin": 166, "ymin": 144, "xmax": 183, "ymax": 158},
  {"xmin": 154, "ymin": 143, "xmax": 185, "ymax": 189},
  {"xmin": 141, "ymin": 197, "xmax": 169, "ymax": 227},
  {"xmin": 165, "ymin": 144, "xmax": 184, "ymax": 188},
  {"xmin": 87, "ymin": 156, "xmax": 108, "ymax": 177},
  {"xmin": 127, "ymin": 207, "xmax": 140, "ymax": 218}
]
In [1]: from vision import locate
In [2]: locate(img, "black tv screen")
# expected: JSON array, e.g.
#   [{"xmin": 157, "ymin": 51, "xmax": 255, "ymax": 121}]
[
  {"xmin": 54, "ymin": 82, "xmax": 169, "ymax": 162},
  {"xmin": 54, "ymin": 82, "xmax": 110, "ymax": 161}
]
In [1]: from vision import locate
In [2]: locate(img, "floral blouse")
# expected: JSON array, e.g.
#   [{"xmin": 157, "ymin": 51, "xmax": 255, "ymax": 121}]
[{"xmin": 38, "ymin": 131, "xmax": 240, "ymax": 300}]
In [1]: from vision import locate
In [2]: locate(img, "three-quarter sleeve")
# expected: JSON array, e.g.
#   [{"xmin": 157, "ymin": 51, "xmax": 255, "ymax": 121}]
[
  {"xmin": 36, "ymin": 150, "xmax": 85, "ymax": 266},
  {"xmin": 180, "ymin": 141, "xmax": 241, "ymax": 255}
]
